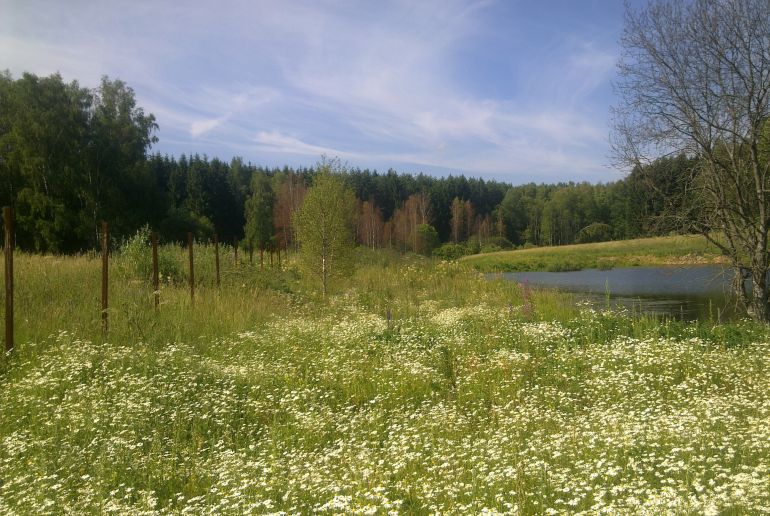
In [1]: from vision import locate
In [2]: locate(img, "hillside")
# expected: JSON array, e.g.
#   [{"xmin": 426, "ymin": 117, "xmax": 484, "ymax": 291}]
[{"xmin": 461, "ymin": 234, "xmax": 726, "ymax": 272}]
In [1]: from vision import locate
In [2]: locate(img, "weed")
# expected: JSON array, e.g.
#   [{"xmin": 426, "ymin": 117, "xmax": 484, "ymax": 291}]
[{"xmin": 0, "ymin": 248, "xmax": 768, "ymax": 513}]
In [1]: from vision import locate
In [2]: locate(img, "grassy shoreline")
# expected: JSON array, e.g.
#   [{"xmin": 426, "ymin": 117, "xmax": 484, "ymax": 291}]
[
  {"xmin": 461, "ymin": 234, "xmax": 726, "ymax": 272},
  {"xmin": 1, "ymin": 246, "xmax": 769, "ymax": 513}
]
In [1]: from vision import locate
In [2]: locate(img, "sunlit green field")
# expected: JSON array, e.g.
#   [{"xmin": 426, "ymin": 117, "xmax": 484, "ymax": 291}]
[
  {"xmin": 462, "ymin": 234, "xmax": 725, "ymax": 272},
  {"xmin": 1, "ymin": 242, "xmax": 769, "ymax": 513}
]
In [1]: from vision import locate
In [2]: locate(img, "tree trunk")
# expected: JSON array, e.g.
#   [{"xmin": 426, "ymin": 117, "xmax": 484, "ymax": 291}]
[
  {"xmin": 749, "ymin": 267, "xmax": 770, "ymax": 323},
  {"xmin": 322, "ymin": 254, "xmax": 327, "ymax": 299},
  {"xmin": 321, "ymin": 232, "xmax": 328, "ymax": 298}
]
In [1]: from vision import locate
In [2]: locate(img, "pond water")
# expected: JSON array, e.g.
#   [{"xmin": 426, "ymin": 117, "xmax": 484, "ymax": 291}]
[{"xmin": 493, "ymin": 265, "xmax": 741, "ymax": 321}]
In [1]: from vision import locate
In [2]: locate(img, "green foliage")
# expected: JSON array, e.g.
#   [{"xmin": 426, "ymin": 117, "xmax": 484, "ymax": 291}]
[
  {"xmin": 463, "ymin": 239, "xmax": 480, "ymax": 255},
  {"xmin": 294, "ymin": 161, "xmax": 357, "ymax": 297},
  {"xmin": 463, "ymin": 234, "xmax": 723, "ymax": 272},
  {"xmin": 0, "ymin": 73, "xmax": 702, "ymax": 255},
  {"xmin": 118, "ymin": 226, "xmax": 184, "ymax": 284},
  {"xmin": 0, "ymin": 72, "xmax": 158, "ymax": 251},
  {"xmin": 414, "ymin": 224, "xmax": 439, "ymax": 256},
  {"xmin": 87, "ymin": 77, "xmax": 159, "ymax": 239},
  {"xmin": 498, "ymin": 188, "xmax": 529, "ymax": 245},
  {"xmin": 485, "ymin": 236, "xmax": 513, "ymax": 250},
  {"xmin": 243, "ymin": 172, "xmax": 274, "ymax": 252},
  {"xmin": 575, "ymin": 222, "xmax": 613, "ymax": 244},
  {"xmin": 433, "ymin": 243, "xmax": 468, "ymax": 261},
  {"xmin": 14, "ymin": 188, "xmax": 71, "ymax": 252},
  {"xmin": 480, "ymin": 244, "xmax": 502, "ymax": 254},
  {"xmin": 158, "ymin": 206, "xmax": 215, "ymax": 243},
  {"xmin": 0, "ymin": 250, "xmax": 769, "ymax": 513}
]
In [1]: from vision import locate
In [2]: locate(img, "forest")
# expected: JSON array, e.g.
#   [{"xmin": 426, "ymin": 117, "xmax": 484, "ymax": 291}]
[{"xmin": 0, "ymin": 71, "xmax": 692, "ymax": 256}]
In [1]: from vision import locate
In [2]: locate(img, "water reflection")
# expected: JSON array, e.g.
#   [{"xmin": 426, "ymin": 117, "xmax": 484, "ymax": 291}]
[{"xmin": 494, "ymin": 265, "xmax": 741, "ymax": 321}]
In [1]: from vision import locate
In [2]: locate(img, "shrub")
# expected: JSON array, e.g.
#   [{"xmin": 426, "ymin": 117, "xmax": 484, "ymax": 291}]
[
  {"xmin": 159, "ymin": 207, "xmax": 215, "ymax": 244},
  {"xmin": 433, "ymin": 243, "xmax": 467, "ymax": 261},
  {"xmin": 575, "ymin": 223, "xmax": 613, "ymax": 244},
  {"xmin": 484, "ymin": 236, "xmax": 514, "ymax": 250},
  {"xmin": 414, "ymin": 224, "xmax": 440, "ymax": 256},
  {"xmin": 118, "ymin": 225, "xmax": 184, "ymax": 284},
  {"xmin": 464, "ymin": 239, "xmax": 481, "ymax": 255},
  {"xmin": 480, "ymin": 244, "xmax": 502, "ymax": 254}
]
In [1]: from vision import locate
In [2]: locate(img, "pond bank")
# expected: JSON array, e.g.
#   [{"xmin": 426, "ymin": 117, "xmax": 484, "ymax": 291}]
[
  {"xmin": 491, "ymin": 265, "xmax": 740, "ymax": 321},
  {"xmin": 462, "ymin": 234, "xmax": 726, "ymax": 272}
]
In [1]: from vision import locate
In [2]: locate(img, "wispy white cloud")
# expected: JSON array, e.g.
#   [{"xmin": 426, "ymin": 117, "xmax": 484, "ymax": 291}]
[
  {"xmin": 190, "ymin": 118, "xmax": 225, "ymax": 138},
  {"xmin": 1, "ymin": 0, "xmax": 623, "ymax": 182},
  {"xmin": 253, "ymin": 131, "xmax": 354, "ymax": 158}
]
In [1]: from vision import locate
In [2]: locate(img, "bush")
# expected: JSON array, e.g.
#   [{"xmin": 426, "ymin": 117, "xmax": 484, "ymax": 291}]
[
  {"xmin": 484, "ymin": 236, "xmax": 514, "ymax": 250},
  {"xmin": 479, "ymin": 244, "xmax": 502, "ymax": 254},
  {"xmin": 433, "ymin": 243, "xmax": 467, "ymax": 261},
  {"xmin": 463, "ymin": 240, "xmax": 481, "ymax": 255},
  {"xmin": 118, "ymin": 225, "xmax": 184, "ymax": 284},
  {"xmin": 575, "ymin": 223, "xmax": 613, "ymax": 244},
  {"xmin": 414, "ymin": 224, "xmax": 440, "ymax": 256},
  {"xmin": 159, "ymin": 207, "xmax": 215, "ymax": 244}
]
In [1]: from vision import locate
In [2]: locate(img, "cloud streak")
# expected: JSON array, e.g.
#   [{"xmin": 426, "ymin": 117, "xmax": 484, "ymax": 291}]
[
  {"xmin": 253, "ymin": 130, "xmax": 354, "ymax": 158},
  {"xmin": 1, "ymin": 0, "xmax": 625, "ymax": 182}
]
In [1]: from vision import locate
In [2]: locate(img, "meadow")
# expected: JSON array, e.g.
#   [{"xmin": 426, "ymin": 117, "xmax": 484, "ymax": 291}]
[
  {"xmin": 1, "ymin": 237, "xmax": 769, "ymax": 514},
  {"xmin": 461, "ymin": 234, "xmax": 725, "ymax": 272}
]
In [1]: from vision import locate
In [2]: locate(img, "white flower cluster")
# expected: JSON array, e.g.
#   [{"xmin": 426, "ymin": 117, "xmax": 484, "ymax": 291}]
[{"xmin": 0, "ymin": 310, "xmax": 769, "ymax": 513}]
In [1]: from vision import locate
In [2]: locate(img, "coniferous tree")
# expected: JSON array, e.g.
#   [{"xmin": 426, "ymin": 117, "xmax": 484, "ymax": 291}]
[
  {"xmin": 450, "ymin": 197, "xmax": 464, "ymax": 243},
  {"xmin": 244, "ymin": 172, "xmax": 275, "ymax": 268}
]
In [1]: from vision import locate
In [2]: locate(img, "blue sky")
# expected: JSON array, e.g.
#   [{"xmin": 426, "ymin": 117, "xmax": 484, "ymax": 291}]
[{"xmin": 1, "ymin": 0, "xmax": 641, "ymax": 184}]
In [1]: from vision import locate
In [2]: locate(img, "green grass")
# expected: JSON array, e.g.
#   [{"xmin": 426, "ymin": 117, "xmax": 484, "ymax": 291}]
[
  {"xmin": 461, "ymin": 234, "xmax": 725, "ymax": 272},
  {"xmin": 1, "ymin": 244, "xmax": 769, "ymax": 513}
]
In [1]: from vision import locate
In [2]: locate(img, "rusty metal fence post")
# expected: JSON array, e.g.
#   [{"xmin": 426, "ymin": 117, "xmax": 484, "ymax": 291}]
[
  {"xmin": 188, "ymin": 232, "xmax": 195, "ymax": 303},
  {"xmin": 4, "ymin": 207, "xmax": 13, "ymax": 352},
  {"xmin": 101, "ymin": 221, "xmax": 109, "ymax": 336},
  {"xmin": 151, "ymin": 231, "xmax": 160, "ymax": 310},
  {"xmin": 213, "ymin": 233, "xmax": 220, "ymax": 288}
]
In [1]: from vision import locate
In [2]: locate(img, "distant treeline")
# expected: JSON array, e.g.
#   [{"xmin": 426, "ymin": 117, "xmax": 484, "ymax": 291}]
[{"xmin": 0, "ymin": 71, "xmax": 692, "ymax": 254}]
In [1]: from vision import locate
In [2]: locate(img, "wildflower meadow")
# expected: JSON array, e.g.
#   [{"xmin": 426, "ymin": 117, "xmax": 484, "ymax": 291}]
[{"xmin": 1, "ymin": 247, "xmax": 769, "ymax": 514}]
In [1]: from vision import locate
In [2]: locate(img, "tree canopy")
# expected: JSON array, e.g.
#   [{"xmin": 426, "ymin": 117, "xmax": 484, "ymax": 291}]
[
  {"xmin": 0, "ymin": 71, "xmax": 702, "ymax": 259},
  {"xmin": 243, "ymin": 171, "xmax": 275, "ymax": 265},
  {"xmin": 0, "ymin": 72, "xmax": 157, "ymax": 251},
  {"xmin": 293, "ymin": 160, "xmax": 357, "ymax": 298}
]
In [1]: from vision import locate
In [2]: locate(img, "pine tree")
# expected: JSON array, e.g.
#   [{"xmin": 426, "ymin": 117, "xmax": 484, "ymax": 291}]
[{"xmin": 243, "ymin": 172, "xmax": 274, "ymax": 269}]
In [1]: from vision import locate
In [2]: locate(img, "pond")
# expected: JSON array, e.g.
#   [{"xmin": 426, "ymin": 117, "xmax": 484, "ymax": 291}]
[{"xmin": 493, "ymin": 265, "xmax": 741, "ymax": 321}]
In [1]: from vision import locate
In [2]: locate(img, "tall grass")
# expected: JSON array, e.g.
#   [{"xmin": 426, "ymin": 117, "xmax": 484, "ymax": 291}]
[
  {"xmin": 462, "ymin": 234, "xmax": 725, "ymax": 272},
  {"xmin": 1, "ymin": 243, "xmax": 769, "ymax": 513},
  {"xmin": 0, "ymin": 249, "xmax": 291, "ymax": 351}
]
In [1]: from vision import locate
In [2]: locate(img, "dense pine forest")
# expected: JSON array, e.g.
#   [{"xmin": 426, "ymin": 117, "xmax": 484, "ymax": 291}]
[{"xmin": 0, "ymin": 71, "xmax": 692, "ymax": 255}]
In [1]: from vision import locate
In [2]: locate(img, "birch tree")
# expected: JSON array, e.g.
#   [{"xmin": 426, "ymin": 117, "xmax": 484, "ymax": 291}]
[{"xmin": 293, "ymin": 160, "xmax": 357, "ymax": 298}]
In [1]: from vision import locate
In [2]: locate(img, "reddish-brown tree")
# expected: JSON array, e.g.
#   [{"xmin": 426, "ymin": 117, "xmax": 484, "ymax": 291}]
[
  {"xmin": 273, "ymin": 172, "xmax": 307, "ymax": 252},
  {"xmin": 357, "ymin": 199, "xmax": 384, "ymax": 249}
]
